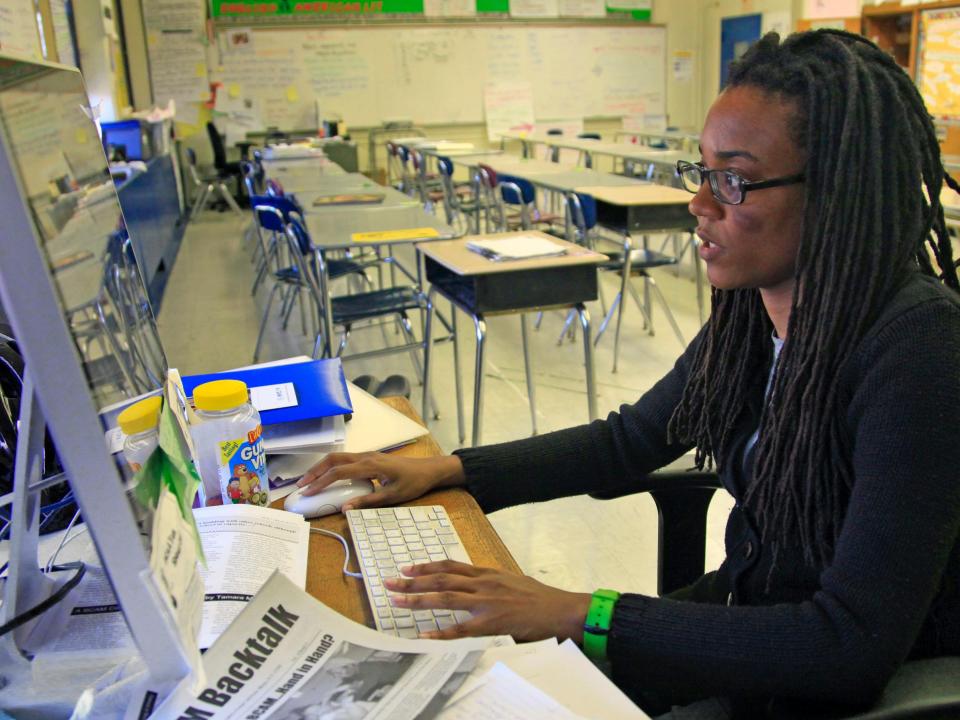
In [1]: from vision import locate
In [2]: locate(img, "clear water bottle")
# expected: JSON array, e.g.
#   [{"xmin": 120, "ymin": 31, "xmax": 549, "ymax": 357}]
[
  {"xmin": 117, "ymin": 395, "xmax": 162, "ymax": 473},
  {"xmin": 191, "ymin": 379, "xmax": 268, "ymax": 507}
]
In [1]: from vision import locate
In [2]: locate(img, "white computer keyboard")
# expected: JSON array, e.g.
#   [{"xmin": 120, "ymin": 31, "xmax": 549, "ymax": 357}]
[{"xmin": 346, "ymin": 506, "xmax": 471, "ymax": 637}]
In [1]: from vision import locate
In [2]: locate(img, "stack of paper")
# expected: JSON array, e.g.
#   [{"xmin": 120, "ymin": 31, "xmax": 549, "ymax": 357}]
[
  {"xmin": 467, "ymin": 235, "xmax": 568, "ymax": 262},
  {"xmin": 440, "ymin": 639, "xmax": 650, "ymax": 719}
]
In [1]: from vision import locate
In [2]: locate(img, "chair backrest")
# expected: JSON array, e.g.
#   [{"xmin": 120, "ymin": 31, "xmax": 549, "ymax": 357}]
[
  {"xmin": 433, "ymin": 156, "xmax": 460, "ymax": 225},
  {"xmin": 251, "ymin": 193, "xmax": 301, "ymax": 223},
  {"xmin": 240, "ymin": 161, "xmax": 256, "ymax": 198},
  {"xmin": 567, "ymin": 192, "xmax": 597, "ymax": 241},
  {"xmin": 498, "ymin": 174, "xmax": 535, "ymax": 205},
  {"xmin": 253, "ymin": 203, "xmax": 286, "ymax": 233},
  {"xmin": 477, "ymin": 163, "xmax": 497, "ymax": 188},
  {"xmin": 287, "ymin": 215, "xmax": 313, "ymax": 255},
  {"xmin": 206, "ymin": 122, "xmax": 227, "ymax": 170}
]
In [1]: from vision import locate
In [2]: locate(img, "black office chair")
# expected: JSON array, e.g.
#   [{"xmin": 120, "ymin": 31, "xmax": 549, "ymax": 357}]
[
  {"xmin": 590, "ymin": 462, "xmax": 960, "ymax": 720},
  {"xmin": 205, "ymin": 122, "xmax": 245, "ymax": 208}
]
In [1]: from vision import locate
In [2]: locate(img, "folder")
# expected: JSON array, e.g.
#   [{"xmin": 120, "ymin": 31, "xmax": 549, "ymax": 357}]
[{"xmin": 180, "ymin": 358, "xmax": 353, "ymax": 426}]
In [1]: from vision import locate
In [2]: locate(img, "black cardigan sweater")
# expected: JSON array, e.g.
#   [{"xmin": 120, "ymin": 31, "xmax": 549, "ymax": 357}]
[{"xmin": 454, "ymin": 272, "xmax": 960, "ymax": 714}]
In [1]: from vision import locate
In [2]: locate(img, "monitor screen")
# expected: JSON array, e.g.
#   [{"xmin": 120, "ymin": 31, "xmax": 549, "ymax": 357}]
[
  {"xmin": 101, "ymin": 119, "xmax": 145, "ymax": 162},
  {"xmin": 0, "ymin": 57, "xmax": 166, "ymax": 412}
]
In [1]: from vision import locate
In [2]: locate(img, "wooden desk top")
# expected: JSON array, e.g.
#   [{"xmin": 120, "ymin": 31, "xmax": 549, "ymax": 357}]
[
  {"xmin": 276, "ymin": 396, "xmax": 521, "ymax": 627},
  {"xmin": 575, "ymin": 184, "xmax": 691, "ymax": 206},
  {"xmin": 416, "ymin": 231, "xmax": 607, "ymax": 276}
]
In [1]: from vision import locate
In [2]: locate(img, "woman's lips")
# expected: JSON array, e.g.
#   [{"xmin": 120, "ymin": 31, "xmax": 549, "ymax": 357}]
[{"xmin": 696, "ymin": 230, "xmax": 722, "ymax": 261}]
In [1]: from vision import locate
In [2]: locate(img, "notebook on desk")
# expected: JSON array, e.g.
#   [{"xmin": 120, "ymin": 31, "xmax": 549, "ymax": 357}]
[
  {"xmin": 467, "ymin": 235, "xmax": 567, "ymax": 262},
  {"xmin": 312, "ymin": 193, "xmax": 385, "ymax": 206}
]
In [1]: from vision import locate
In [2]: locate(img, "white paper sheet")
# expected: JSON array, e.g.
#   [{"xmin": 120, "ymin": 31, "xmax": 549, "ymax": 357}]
[
  {"xmin": 438, "ymin": 662, "xmax": 586, "ymax": 719},
  {"xmin": 193, "ymin": 504, "xmax": 309, "ymax": 649}
]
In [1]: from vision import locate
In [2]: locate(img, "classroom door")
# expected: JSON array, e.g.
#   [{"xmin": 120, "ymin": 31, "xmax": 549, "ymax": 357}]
[{"xmin": 720, "ymin": 14, "xmax": 762, "ymax": 90}]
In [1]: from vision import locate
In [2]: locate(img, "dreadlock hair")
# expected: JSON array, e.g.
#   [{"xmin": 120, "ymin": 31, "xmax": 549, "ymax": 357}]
[{"xmin": 667, "ymin": 29, "xmax": 960, "ymax": 572}]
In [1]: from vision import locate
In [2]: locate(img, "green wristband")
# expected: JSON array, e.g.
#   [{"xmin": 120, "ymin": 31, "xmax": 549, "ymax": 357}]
[{"xmin": 582, "ymin": 588, "xmax": 621, "ymax": 661}]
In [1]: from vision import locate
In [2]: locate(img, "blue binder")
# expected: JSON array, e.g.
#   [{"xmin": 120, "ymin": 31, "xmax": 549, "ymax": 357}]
[{"xmin": 181, "ymin": 358, "xmax": 353, "ymax": 426}]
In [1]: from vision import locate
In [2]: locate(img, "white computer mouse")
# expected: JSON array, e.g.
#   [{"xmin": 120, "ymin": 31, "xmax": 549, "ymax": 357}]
[{"xmin": 283, "ymin": 478, "xmax": 375, "ymax": 518}]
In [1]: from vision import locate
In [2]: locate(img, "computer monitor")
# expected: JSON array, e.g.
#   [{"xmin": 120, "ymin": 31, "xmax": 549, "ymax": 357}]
[
  {"xmin": 0, "ymin": 54, "xmax": 192, "ymax": 700},
  {"xmin": 101, "ymin": 118, "xmax": 150, "ymax": 162}
]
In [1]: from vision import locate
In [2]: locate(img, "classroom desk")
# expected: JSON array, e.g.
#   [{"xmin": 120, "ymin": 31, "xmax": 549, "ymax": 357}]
[
  {"xmin": 499, "ymin": 132, "xmax": 694, "ymax": 184},
  {"xmin": 417, "ymin": 232, "xmax": 607, "ymax": 446},
  {"xmin": 304, "ymin": 204, "xmax": 460, "ymax": 358},
  {"xmin": 278, "ymin": 395, "xmax": 521, "ymax": 627},
  {"xmin": 574, "ymin": 184, "xmax": 702, "ymax": 369},
  {"xmin": 262, "ymin": 157, "xmax": 346, "ymax": 192},
  {"xmin": 295, "ymin": 184, "xmax": 419, "ymax": 210},
  {"xmin": 613, "ymin": 128, "xmax": 700, "ymax": 151}
]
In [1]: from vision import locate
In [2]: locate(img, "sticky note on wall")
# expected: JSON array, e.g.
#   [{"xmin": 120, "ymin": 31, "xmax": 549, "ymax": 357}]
[
  {"xmin": 229, "ymin": 83, "xmax": 241, "ymax": 98},
  {"xmin": 285, "ymin": 86, "xmax": 299, "ymax": 103}
]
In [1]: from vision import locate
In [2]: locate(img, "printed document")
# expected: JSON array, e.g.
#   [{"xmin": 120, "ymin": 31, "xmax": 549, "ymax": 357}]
[
  {"xmin": 193, "ymin": 504, "xmax": 309, "ymax": 649},
  {"xmin": 150, "ymin": 571, "xmax": 507, "ymax": 719}
]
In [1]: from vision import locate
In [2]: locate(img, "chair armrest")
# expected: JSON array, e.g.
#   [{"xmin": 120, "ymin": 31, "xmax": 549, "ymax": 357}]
[{"xmin": 590, "ymin": 454, "xmax": 723, "ymax": 596}]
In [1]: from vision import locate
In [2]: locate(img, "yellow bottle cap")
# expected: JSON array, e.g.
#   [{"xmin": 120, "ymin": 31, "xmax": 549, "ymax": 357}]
[
  {"xmin": 193, "ymin": 379, "xmax": 248, "ymax": 412},
  {"xmin": 117, "ymin": 396, "xmax": 163, "ymax": 435}
]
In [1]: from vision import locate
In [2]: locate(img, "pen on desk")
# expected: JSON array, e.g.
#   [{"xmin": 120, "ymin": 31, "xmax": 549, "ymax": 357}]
[{"xmin": 467, "ymin": 245, "xmax": 501, "ymax": 261}]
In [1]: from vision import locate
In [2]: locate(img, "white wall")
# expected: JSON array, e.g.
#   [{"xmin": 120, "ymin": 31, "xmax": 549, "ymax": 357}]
[
  {"xmin": 697, "ymin": 0, "xmax": 803, "ymax": 123},
  {"xmin": 73, "ymin": 0, "xmax": 121, "ymax": 120}
]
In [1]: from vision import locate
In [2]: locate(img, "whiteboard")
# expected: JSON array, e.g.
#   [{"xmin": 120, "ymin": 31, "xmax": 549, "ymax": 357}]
[{"xmin": 209, "ymin": 23, "xmax": 666, "ymax": 129}]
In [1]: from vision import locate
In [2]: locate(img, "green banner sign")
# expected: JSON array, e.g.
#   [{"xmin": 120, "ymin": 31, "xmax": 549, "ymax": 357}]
[
  {"xmin": 212, "ymin": 0, "xmax": 423, "ymax": 18},
  {"xmin": 476, "ymin": 0, "xmax": 508, "ymax": 11}
]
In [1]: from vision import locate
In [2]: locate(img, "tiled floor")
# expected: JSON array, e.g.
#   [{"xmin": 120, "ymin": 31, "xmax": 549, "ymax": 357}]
[{"xmin": 158, "ymin": 206, "xmax": 734, "ymax": 598}]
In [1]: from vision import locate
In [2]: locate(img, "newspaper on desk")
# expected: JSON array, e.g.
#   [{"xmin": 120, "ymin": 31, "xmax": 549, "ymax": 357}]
[{"xmin": 149, "ymin": 571, "xmax": 507, "ymax": 720}]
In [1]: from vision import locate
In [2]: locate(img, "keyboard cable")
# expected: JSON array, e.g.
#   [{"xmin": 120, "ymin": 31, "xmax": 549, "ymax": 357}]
[{"xmin": 309, "ymin": 527, "xmax": 363, "ymax": 578}]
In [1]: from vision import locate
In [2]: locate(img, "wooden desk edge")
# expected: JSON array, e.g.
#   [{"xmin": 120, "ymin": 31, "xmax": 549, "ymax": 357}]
[{"xmin": 290, "ymin": 396, "xmax": 521, "ymax": 627}]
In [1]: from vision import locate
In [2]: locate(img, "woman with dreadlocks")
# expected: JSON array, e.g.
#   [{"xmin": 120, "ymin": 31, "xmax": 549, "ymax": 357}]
[{"xmin": 298, "ymin": 30, "xmax": 960, "ymax": 718}]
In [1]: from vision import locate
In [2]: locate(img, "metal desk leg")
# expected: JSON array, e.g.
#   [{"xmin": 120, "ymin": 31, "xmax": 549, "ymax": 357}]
[
  {"xmin": 612, "ymin": 234, "xmax": 633, "ymax": 374},
  {"xmin": 317, "ymin": 251, "xmax": 335, "ymax": 359},
  {"xmin": 451, "ymin": 302, "xmax": 465, "ymax": 445},
  {"xmin": 471, "ymin": 314, "xmax": 487, "ymax": 447},
  {"xmin": 576, "ymin": 304, "xmax": 597, "ymax": 421},
  {"xmin": 642, "ymin": 234, "xmax": 653, "ymax": 335},
  {"xmin": 421, "ymin": 287, "xmax": 437, "ymax": 424},
  {"xmin": 520, "ymin": 313, "xmax": 537, "ymax": 436}
]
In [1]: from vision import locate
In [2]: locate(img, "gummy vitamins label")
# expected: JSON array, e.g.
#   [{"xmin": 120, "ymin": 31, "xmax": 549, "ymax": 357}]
[{"xmin": 217, "ymin": 424, "xmax": 267, "ymax": 506}]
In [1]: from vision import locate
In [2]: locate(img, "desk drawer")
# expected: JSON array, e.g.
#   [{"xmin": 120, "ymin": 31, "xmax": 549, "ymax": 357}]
[
  {"xmin": 425, "ymin": 258, "xmax": 598, "ymax": 315},
  {"xmin": 596, "ymin": 202, "xmax": 694, "ymax": 234}
]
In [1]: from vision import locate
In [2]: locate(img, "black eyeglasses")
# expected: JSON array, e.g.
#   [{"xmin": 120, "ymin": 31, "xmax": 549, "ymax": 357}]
[{"xmin": 676, "ymin": 160, "xmax": 805, "ymax": 205}]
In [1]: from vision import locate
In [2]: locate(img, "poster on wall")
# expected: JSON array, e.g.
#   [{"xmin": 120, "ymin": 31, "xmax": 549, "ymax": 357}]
[
  {"xmin": 424, "ymin": 0, "xmax": 476, "ymax": 16},
  {"xmin": 802, "ymin": 0, "xmax": 859, "ymax": 20},
  {"xmin": 918, "ymin": 10, "xmax": 960, "ymax": 118},
  {"xmin": 605, "ymin": 0, "xmax": 651, "ymax": 22},
  {"xmin": 510, "ymin": 0, "xmax": 559, "ymax": 17},
  {"xmin": 211, "ymin": 0, "xmax": 424, "ymax": 19},
  {"xmin": 558, "ymin": 0, "xmax": 605, "ymax": 17},
  {"xmin": 0, "ymin": 0, "xmax": 42, "ymax": 61},
  {"xmin": 484, "ymin": 80, "xmax": 535, "ymax": 141}
]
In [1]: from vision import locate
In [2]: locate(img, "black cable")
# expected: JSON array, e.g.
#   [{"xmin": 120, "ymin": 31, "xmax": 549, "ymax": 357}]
[{"xmin": 0, "ymin": 561, "xmax": 85, "ymax": 637}]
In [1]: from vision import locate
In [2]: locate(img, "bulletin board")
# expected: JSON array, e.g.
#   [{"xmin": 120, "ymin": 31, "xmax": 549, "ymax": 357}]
[
  {"xmin": 208, "ymin": 23, "xmax": 666, "ymax": 129},
  {"xmin": 918, "ymin": 8, "xmax": 960, "ymax": 118}
]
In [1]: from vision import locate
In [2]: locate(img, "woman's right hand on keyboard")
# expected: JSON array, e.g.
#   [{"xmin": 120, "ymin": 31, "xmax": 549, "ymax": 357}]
[{"xmin": 297, "ymin": 452, "xmax": 466, "ymax": 510}]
